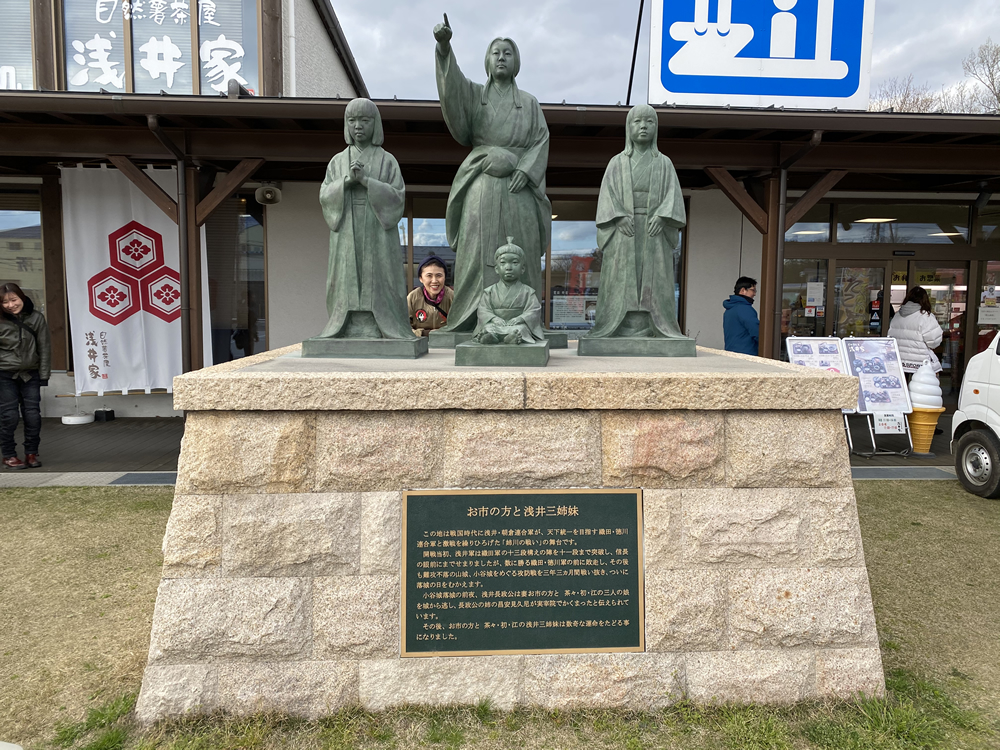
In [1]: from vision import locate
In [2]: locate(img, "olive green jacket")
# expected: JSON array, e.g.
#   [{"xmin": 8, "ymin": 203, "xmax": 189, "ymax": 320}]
[{"xmin": 0, "ymin": 309, "xmax": 51, "ymax": 381}]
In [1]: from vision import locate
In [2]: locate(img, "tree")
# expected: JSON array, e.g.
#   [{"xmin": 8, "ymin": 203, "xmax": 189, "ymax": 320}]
[
  {"xmin": 962, "ymin": 37, "xmax": 1000, "ymax": 112},
  {"xmin": 868, "ymin": 74, "xmax": 937, "ymax": 113}
]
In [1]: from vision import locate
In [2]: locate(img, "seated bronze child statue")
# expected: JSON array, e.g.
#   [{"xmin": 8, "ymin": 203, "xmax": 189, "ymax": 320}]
[{"xmin": 472, "ymin": 237, "xmax": 546, "ymax": 346}]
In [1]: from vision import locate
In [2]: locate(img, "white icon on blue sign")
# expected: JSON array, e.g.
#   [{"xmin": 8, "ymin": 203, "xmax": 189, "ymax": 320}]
[{"xmin": 658, "ymin": 0, "xmax": 869, "ymax": 99}]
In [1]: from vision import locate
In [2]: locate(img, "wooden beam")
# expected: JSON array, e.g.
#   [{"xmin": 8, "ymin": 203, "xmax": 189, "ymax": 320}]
[
  {"xmin": 784, "ymin": 170, "xmax": 847, "ymax": 230},
  {"xmin": 196, "ymin": 158, "xmax": 265, "ymax": 226},
  {"xmin": 704, "ymin": 167, "xmax": 769, "ymax": 234},
  {"xmin": 759, "ymin": 177, "xmax": 780, "ymax": 359},
  {"xmin": 40, "ymin": 176, "xmax": 67, "ymax": 370},
  {"xmin": 107, "ymin": 155, "xmax": 178, "ymax": 223}
]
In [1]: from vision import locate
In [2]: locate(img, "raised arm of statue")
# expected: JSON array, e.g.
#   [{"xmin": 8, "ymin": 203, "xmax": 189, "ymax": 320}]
[{"xmin": 434, "ymin": 14, "xmax": 478, "ymax": 146}]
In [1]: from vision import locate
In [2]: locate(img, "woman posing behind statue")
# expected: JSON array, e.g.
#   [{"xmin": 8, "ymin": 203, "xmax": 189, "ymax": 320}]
[{"xmin": 0, "ymin": 283, "xmax": 51, "ymax": 470}]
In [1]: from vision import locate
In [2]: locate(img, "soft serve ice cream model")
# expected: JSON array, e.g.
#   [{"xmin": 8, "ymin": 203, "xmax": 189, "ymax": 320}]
[{"xmin": 906, "ymin": 360, "xmax": 945, "ymax": 455}]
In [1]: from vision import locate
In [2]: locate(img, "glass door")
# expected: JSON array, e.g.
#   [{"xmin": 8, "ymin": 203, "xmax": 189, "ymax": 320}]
[
  {"xmin": 780, "ymin": 258, "xmax": 828, "ymax": 359},
  {"xmin": 908, "ymin": 262, "xmax": 968, "ymax": 396},
  {"xmin": 831, "ymin": 261, "xmax": 890, "ymax": 339},
  {"xmin": 976, "ymin": 261, "xmax": 1000, "ymax": 354}
]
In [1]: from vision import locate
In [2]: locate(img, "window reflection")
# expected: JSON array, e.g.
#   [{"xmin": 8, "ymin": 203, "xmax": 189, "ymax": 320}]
[
  {"xmin": 785, "ymin": 203, "xmax": 831, "ymax": 243},
  {"xmin": 977, "ymin": 204, "xmax": 1000, "ymax": 245},
  {"xmin": 206, "ymin": 195, "xmax": 265, "ymax": 364},
  {"xmin": 838, "ymin": 204, "xmax": 969, "ymax": 244},
  {"xmin": 0, "ymin": 207, "xmax": 44, "ymax": 313},
  {"xmin": 780, "ymin": 258, "xmax": 828, "ymax": 359}
]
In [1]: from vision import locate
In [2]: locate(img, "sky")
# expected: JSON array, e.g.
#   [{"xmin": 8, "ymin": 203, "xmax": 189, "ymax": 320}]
[{"xmin": 335, "ymin": 0, "xmax": 1000, "ymax": 106}]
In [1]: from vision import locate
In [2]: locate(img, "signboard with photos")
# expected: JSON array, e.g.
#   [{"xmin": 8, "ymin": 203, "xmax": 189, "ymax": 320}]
[{"xmin": 841, "ymin": 337, "xmax": 913, "ymax": 415}]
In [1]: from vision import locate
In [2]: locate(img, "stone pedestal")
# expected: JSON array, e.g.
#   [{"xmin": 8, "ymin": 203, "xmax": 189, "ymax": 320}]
[
  {"xmin": 578, "ymin": 336, "xmax": 697, "ymax": 357},
  {"xmin": 455, "ymin": 340, "xmax": 550, "ymax": 367},
  {"xmin": 137, "ymin": 344, "xmax": 883, "ymax": 723},
  {"xmin": 302, "ymin": 336, "xmax": 428, "ymax": 359}
]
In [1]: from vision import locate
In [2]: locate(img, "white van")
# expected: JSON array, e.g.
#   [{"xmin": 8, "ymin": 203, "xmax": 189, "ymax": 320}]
[{"xmin": 953, "ymin": 332, "xmax": 1000, "ymax": 497}]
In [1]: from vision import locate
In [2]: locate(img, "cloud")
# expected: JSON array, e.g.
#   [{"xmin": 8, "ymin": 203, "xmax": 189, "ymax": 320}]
[{"xmin": 336, "ymin": 0, "xmax": 999, "ymax": 105}]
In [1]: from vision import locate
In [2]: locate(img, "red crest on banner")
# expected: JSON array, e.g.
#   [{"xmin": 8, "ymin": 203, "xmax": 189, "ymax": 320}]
[
  {"xmin": 88, "ymin": 220, "xmax": 180, "ymax": 325},
  {"xmin": 88, "ymin": 268, "xmax": 141, "ymax": 325}
]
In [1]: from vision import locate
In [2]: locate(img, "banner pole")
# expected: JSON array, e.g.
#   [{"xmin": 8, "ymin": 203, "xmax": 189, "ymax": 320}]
[{"xmin": 176, "ymin": 159, "xmax": 191, "ymax": 374}]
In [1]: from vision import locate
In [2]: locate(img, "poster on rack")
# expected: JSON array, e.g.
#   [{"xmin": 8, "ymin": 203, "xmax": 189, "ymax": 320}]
[
  {"xmin": 786, "ymin": 337, "xmax": 849, "ymax": 374},
  {"xmin": 842, "ymin": 338, "xmax": 912, "ymax": 414},
  {"xmin": 61, "ymin": 165, "xmax": 210, "ymax": 395}
]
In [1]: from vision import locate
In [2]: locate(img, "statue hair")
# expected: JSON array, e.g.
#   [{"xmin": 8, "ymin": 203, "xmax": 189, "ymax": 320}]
[
  {"xmin": 494, "ymin": 236, "xmax": 526, "ymax": 265},
  {"xmin": 343, "ymin": 98, "xmax": 385, "ymax": 146},
  {"xmin": 623, "ymin": 104, "xmax": 660, "ymax": 158},
  {"xmin": 482, "ymin": 38, "xmax": 522, "ymax": 107}
]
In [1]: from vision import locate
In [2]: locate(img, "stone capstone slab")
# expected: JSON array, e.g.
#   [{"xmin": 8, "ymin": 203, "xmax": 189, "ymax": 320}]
[
  {"xmin": 146, "ymin": 578, "xmax": 312, "ymax": 664},
  {"xmin": 221, "ymin": 493, "xmax": 360, "ymax": 577},
  {"xmin": 171, "ymin": 344, "xmax": 860, "ymax": 413},
  {"xmin": 522, "ymin": 653, "xmax": 685, "ymax": 709},
  {"xmin": 360, "ymin": 657, "xmax": 524, "ymax": 710}
]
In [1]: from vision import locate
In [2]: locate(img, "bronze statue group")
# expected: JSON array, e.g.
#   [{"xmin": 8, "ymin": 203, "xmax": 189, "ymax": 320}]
[{"xmin": 312, "ymin": 14, "xmax": 692, "ymax": 362}]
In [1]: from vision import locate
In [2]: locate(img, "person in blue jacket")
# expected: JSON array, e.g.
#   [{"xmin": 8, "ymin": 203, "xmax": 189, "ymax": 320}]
[{"xmin": 723, "ymin": 276, "xmax": 759, "ymax": 355}]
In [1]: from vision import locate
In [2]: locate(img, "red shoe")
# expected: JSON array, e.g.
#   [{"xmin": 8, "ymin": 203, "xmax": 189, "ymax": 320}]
[
  {"xmin": 3, "ymin": 456, "xmax": 26, "ymax": 470},
  {"xmin": 25, "ymin": 454, "xmax": 41, "ymax": 468}
]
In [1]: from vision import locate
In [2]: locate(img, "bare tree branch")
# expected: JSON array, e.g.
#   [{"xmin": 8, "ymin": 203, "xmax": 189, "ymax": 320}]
[{"xmin": 962, "ymin": 37, "xmax": 1000, "ymax": 112}]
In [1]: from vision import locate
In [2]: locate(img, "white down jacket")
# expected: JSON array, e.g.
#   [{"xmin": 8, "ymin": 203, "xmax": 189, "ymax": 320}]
[{"xmin": 887, "ymin": 301, "xmax": 943, "ymax": 372}]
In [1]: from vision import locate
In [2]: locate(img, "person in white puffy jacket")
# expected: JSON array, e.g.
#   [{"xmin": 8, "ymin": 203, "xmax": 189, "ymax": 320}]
[{"xmin": 887, "ymin": 286, "xmax": 943, "ymax": 374}]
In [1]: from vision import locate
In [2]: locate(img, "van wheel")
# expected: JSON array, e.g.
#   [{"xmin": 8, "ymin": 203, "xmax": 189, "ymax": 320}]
[{"xmin": 955, "ymin": 430, "xmax": 1000, "ymax": 498}]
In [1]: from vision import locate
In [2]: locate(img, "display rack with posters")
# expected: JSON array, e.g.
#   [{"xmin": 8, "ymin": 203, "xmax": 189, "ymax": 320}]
[{"xmin": 787, "ymin": 336, "xmax": 913, "ymax": 456}]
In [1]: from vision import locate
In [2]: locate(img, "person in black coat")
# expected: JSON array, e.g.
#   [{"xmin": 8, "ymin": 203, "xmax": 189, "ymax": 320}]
[{"xmin": 0, "ymin": 283, "xmax": 51, "ymax": 469}]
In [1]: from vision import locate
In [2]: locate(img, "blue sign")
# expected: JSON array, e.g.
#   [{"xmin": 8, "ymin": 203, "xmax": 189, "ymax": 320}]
[{"xmin": 649, "ymin": 0, "xmax": 877, "ymax": 109}]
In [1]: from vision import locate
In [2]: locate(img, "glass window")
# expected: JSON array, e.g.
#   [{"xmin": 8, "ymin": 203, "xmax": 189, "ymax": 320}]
[
  {"xmin": 978, "ymin": 261, "xmax": 1000, "ymax": 353},
  {"xmin": 912, "ymin": 263, "xmax": 966, "ymax": 394},
  {"xmin": 0, "ymin": 0, "xmax": 34, "ymax": 91},
  {"xmin": 411, "ymin": 216, "xmax": 454, "ymax": 288},
  {"xmin": 780, "ymin": 258, "xmax": 828, "ymax": 358},
  {"xmin": 132, "ymin": 2, "xmax": 194, "ymax": 94},
  {"xmin": 976, "ymin": 203, "xmax": 1000, "ymax": 246},
  {"xmin": 65, "ymin": 0, "xmax": 128, "ymax": 92},
  {"xmin": 837, "ymin": 204, "xmax": 970, "ymax": 244},
  {"xmin": 549, "ymin": 200, "xmax": 598, "ymax": 330},
  {"xmin": 197, "ymin": 0, "xmax": 260, "ymax": 94},
  {"xmin": 206, "ymin": 194, "xmax": 265, "ymax": 364},
  {"xmin": 0, "ymin": 203, "xmax": 44, "ymax": 314},
  {"xmin": 832, "ymin": 265, "xmax": 884, "ymax": 338},
  {"xmin": 785, "ymin": 203, "xmax": 831, "ymax": 243}
]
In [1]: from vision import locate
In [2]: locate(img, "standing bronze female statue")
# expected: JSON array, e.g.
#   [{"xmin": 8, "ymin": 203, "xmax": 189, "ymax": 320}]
[
  {"xmin": 578, "ymin": 104, "xmax": 696, "ymax": 357},
  {"xmin": 303, "ymin": 97, "xmax": 426, "ymax": 357},
  {"xmin": 432, "ymin": 14, "xmax": 552, "ymax": 336}
]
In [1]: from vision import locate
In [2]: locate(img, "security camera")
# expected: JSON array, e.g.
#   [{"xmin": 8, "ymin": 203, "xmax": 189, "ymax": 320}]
[{"xmin": 255, "ymin": 183, "xmax": 282, "ymax": 205}]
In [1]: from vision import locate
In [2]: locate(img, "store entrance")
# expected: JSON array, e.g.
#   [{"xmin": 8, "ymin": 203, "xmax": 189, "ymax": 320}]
[
  {"xmin": 831, "ymin": 261, "xmax": 891, "ymax": 339},
  {"xmin": 890, "ymin": 261, "xmax": 968, "ymax": 399}
]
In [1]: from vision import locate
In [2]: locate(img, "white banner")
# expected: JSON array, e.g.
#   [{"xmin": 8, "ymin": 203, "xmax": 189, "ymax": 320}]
[{"xmin": 61, "ymin": 165, "xmax": 208, "ymax": 395}]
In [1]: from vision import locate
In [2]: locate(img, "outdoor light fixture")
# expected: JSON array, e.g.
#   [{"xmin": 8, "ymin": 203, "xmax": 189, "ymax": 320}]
[{"xmin": 855, "ymin": 217, "xmax": 897, "ymax": 223}]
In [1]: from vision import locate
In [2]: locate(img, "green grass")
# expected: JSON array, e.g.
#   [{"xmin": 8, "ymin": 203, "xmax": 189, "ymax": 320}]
[{"xmin": 3, "ymin": 481, "xmax": 1000, "ymax": 749}]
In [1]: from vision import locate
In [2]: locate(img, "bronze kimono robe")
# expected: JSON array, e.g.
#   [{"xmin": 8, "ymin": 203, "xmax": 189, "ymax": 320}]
[
  {"xmin": 436, "ymin": 46, "xmax": 552, "ymax": 332},
  {"xmin": 474, "ymin": 279, "xmax": 546, "ymax": 343},
  {"xmin": 318, "ymin": 145, "xmax": 415, "ymax": 340},
  {"xmin": 587, "ymin": 151, "xmax": 686, "ymax": 339}
]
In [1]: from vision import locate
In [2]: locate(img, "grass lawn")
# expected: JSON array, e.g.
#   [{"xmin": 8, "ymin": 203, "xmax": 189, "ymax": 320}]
[{"xmin": 1, "ymin": 481, "xmax": 998, "ymax": 749}]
